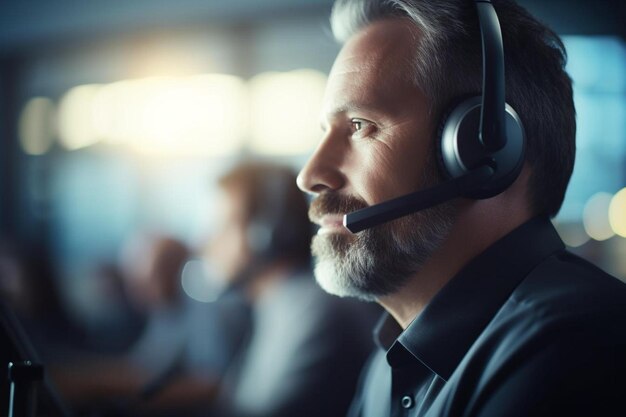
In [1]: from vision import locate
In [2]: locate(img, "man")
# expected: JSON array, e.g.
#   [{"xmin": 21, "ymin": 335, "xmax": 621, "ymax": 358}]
[
  {"xmin": 297, "ymin": 1, "xmax": 626, "ymax": 416},
  {"xmin": 47, "ymin": 235, "xmax": 247, "ymax": 416},
  {"xmin": 119, "ymin": 235, "xmax": 248, "ymax": 406},
  {"xmin": 208, "ymin": 161, "xmax": 375, "ymax": 417}
]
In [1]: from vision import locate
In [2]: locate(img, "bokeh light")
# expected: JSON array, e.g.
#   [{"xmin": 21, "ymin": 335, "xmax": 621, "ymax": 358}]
[
  {"xmin": 553, "ymin": 220, "xmax": 590, "ymax": 248},
  {"xmin": 180, "ymin": 259, "xmax": 226, "ymax": 303},
  {"xmin": 609, "ymin": 188, "xmax": 626, "ymax": 237},
  {"xmin": 53, "ymin": 75, "xmax": 251, "ymax": 156},
  {"xmin": 122, "ymin": 75, "xmax": 247, "ymax": 157},
  {"xmin": 32, "ymin": 70, "xmax": 328, "ymax": 158},
  {"xmin": 583, "ymin": 192, "xmax": 615, "ymax": 241},
  {"xmin": 18, "ymin": 97, "xmax": 57, "ymax": 155},
  {"xmin": 57, "ymin": 84, "xmax": 103, "ymax": 150},
  {"xmin": 249, "ymin": 69, "xmax": 327, "ymax": 155}
]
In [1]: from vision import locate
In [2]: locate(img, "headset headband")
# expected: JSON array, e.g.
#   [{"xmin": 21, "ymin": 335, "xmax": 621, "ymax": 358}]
[{"xmin": 475, "ymin": 0, "xmax": 506, "ymax": 152}]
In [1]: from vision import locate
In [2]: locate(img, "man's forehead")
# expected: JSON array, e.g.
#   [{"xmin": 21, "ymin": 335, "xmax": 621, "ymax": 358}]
[
  {"xmin": 336, "ymin": 17, "xmax": 418, "ymax": 69},
  {"xmin": 323, "ymin": 18, "xmax": 421, "ymax": 117}
]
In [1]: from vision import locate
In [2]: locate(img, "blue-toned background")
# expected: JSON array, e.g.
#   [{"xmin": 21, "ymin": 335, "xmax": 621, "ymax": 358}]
[{"xmin": 0, "ymin": 0, "xmax": 625, "ymax": 331}]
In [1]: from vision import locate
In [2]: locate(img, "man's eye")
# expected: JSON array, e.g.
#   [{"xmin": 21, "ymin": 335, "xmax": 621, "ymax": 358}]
[
  {"xmin": 351, "ymin": 119, "xmax": 363, "ymax": 131},
  {"xmin": 349, "ymin": 118, "xmax": 376, "ymax": 139}
]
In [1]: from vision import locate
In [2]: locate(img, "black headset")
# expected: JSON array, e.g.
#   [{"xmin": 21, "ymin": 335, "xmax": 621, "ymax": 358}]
[{"xmin": 344, "ymin": 0, "xmax": 525, "ymax": 233}]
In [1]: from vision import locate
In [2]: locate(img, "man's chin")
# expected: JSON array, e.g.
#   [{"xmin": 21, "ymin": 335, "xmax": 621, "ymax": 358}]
[
  {"xmin": 313, "ymin": 256, "xmax": 378, "ymax": 302},
  {"xmin": 313, "ymin": 258, "xmax": 347, "ymax": 297}
]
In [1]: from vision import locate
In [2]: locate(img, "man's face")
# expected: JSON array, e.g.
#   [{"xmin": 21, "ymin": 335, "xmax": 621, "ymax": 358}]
[{"xmin": 297, "ymin": 18, "xmax": 456, "ymax": 301}]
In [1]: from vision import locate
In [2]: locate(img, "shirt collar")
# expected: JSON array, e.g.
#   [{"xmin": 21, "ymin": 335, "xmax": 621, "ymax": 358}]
[
  {"xmin": 373, "ymin": 313, "xmax": 403, "ymax": 350},
  {"xmin": 375, "ymin": 216, "xmax": 565, "ymax": 380}
]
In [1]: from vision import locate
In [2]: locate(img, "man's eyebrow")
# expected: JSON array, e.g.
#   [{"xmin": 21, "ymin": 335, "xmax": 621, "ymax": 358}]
[
  {"xmin": 336, "ymin": 101, "xmax": 382, "ymax": 114},
  {"xmin": 325, "ymin": 101, "xmax": 385, "ymax": 119}
]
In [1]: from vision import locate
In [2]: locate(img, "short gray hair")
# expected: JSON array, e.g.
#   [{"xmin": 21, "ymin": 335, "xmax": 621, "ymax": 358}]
[
  {"xmin": 331, "ymin": 0, "xmax": 473, "ymax": 111},
  {"xmin": 329, "ymin": 0, "xmax": 576, "ymax": 218}
]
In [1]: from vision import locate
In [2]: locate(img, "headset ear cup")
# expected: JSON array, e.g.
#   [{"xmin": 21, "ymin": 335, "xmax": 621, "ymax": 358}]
[
  {"xmin": 438, "ymin": 96, "xmax": 526, "ymax": 199},
  {"xmin": 436, "ymin": 106, "xmax": 454, "ymax": 180},
  {"xmin": 436, "ymin": 96, "xmax": 480, "ymax": 180}
]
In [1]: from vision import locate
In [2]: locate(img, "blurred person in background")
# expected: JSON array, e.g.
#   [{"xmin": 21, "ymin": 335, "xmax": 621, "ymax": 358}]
[
  {"xmin": 119, "ymin": 234, "xmax": 248, "ymax": 385},
  {"xmin": 50, "ymin": 234, "xmax": 248, "ymax": 417},
  {"xmin": 3, "ymin": 160, "xmax": 375, "ymax": 417},
  {"xmin": 206, "ymin": 160, "xmax": 376, "ymax": 417}
]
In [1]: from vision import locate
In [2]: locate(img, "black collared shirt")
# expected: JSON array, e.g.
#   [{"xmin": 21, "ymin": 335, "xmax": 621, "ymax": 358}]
[{"xmin": 348, "ymin": 217, "xmax": 626, "ymax": 417}]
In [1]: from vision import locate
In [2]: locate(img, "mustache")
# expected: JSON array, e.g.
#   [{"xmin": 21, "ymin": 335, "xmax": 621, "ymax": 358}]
[{"xmin": 308, "ymin": 192, "xmax": 368, "ymax": 223}]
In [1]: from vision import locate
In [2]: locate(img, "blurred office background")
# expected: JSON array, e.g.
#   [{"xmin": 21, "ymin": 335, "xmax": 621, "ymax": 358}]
[{"xmin": 0, "ymin": 0, "xmax": 625, "ymax": 346}]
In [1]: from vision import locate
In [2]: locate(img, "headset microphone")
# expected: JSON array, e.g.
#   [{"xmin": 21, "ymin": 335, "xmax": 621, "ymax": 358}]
[
  {"xmin": 344, "ymin": 0, "xmax": 525, "ymax": 234},
  {"xmin": 344, "ymin": 165, "xmax": 493, "ymax": 233}
]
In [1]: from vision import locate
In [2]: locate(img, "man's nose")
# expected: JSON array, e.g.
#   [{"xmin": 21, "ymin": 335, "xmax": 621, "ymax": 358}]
[{"xmin": 297, "ymin": 131, "xmax": 346, "ymax": 195}]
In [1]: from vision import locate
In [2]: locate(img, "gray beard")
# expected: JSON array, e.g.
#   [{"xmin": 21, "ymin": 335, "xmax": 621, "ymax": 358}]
[{"xmin": 312, "ymin": 202, "xmax": 455, "ymax": 301}]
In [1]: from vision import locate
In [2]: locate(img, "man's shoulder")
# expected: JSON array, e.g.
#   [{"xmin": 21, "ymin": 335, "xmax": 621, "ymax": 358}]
[
  {"xmin": 480, "ymin": 249, "xmax": 626, "ymax": 360},
  {"xmin": 439, "ymin": 252, "xmax": 626, "ymax": 416},
  {"xmin": 508, "ymin": 250, "xmax": 626, "ymax": 325}
]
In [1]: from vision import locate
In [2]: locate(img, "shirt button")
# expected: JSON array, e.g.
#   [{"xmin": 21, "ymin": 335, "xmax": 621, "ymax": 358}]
[{"xmin": 401, "ymin": 395, "xmax": 414, "ymax": 409}]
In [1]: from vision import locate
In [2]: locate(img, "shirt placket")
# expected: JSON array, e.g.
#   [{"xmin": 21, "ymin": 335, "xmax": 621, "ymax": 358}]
[{"xmin": 390, "ymin": 358, "xmax": 435, "ymax": 417}]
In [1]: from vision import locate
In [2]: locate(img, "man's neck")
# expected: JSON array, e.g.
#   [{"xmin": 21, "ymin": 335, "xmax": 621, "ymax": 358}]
[{"xmin": 378, "ymin": 198, "xmax": 533, "ymax": 330}]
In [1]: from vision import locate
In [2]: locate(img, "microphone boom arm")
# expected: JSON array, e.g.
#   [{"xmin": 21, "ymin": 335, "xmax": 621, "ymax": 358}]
[{"xmin": 344, "ymin": 165, "xmax": 495, "ymax": 233}]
